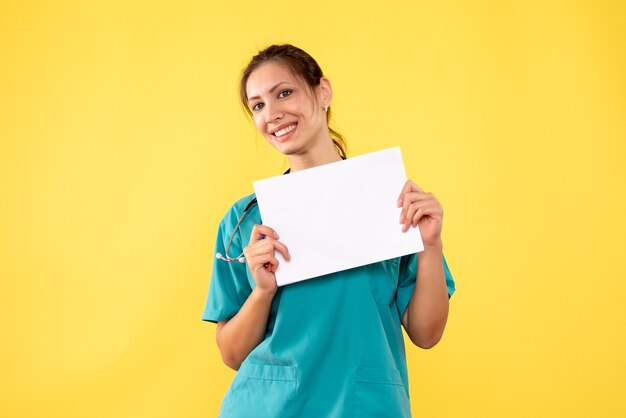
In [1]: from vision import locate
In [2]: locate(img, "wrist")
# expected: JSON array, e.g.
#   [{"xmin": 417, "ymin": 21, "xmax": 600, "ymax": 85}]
[
  {"xmin": 251, "ymin": 285, "xmax": 277, "ymax": 300},
  {"xmin": 423, "ymin": 238, "xmax": 443, "ymax": 252}
]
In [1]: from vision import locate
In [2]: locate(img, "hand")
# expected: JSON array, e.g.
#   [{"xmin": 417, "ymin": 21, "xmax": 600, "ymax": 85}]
[
  {"xmin": 243, "ymin": 224, "xmax": 291, "ymax": 295},
  {"xmin": 397, "ymin": 180, "xmax": 443, "ymax": 248}
]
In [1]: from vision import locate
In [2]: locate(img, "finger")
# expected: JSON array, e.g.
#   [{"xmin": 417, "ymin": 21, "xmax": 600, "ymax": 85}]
[
  {"xmin": 259, "ymin": 238, "xmax": 290, "ymax": 261},
  {"xmin": 271, "ymin": 240, "xmax": 291, "ymax": 261},
  {"xmin": 249, "ymin": 224, "xmax": 279, "ymax": 244},
  {"xmin": 402, "ymin": 201, "xmax": 417, "ymax": 230},
  {"xmin": 403, "ymin": 201, "xmax": 440, "ymax": 231},
  {"xmin": 265, "ymin": 256, "xmax": 279, "ymax": 273},
  {"xmin": 397, "ymin": 180, "xmax": 424, "ymax": 207},
  {"xmin": 407, "ymin": 180, "xmax": 424, "ymax": 193},
  {"xmin": 243, "ymin": 239, "xmax": 273, "ymax": 262},
  {"xmin": 246, "ymin": 238, "xmax": 291, "ymax": 262},
  {"xmin": 408, "ymin": 208, "xmax": 424, "ymax": 231},
  {"xmin": 246, "ymin": 247, "xmax": 276, "ymax": 265},
  {"xmin": 397, "ymin": 181, "xmax": 413, "ymax": 207},
  {"xmin": 253, "ymin": 254, "xmax": 279, "ymax": 272},
  {"xmin": 411, "ymin": 204, "xmax": 443, "ymax": 228},
  {"xmin": 404, "ymin": 202, "xmax": 429, "ymax": 232},
  {"xmin": 270, "ymin": 256, "xmax": 280, "ymax": 273},
  {"xmin": 400, "ymin": 192, "xmax": 439, "ymax": 223},
  {"xmin": 403, "ymin": 191, "xmax": 433, "ymax": 206},
  {"xmin": 400, "ymin": 192, "xmax": 432, "ymax": 224}
]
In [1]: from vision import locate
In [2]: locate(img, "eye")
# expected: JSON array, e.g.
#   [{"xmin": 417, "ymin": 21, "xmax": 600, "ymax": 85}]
[
  {"xmin": 278, "ymin": 89, "xmax": 292, "ymax": 98},
  {"xmin": 251, "ymin": 102, "xmax": 264, "ymax": 112}
]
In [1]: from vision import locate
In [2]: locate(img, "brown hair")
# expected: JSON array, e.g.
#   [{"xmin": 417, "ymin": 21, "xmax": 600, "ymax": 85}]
[{"xmin": 239, "ymin": 44, "xmax": 347, "ymax": 158}]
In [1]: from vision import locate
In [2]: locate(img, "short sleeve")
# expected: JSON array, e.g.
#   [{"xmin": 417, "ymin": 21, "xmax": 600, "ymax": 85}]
[
  {"xmin": 395, "ymin": 252, "xmax": 456, "ymax": 321},
  {"xmin": 201, "ymin": 207, "xmax": 253, "ymax": 323}
]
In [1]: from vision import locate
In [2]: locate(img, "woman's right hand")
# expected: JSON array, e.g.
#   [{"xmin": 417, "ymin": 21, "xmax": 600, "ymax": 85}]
[{"xmin": 243, "ymin": 224, "xmax": 290, "ymax": 295}]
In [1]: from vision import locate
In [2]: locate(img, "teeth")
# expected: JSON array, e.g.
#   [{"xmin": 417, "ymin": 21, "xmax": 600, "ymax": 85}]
[{"xmin": 274, "ymin": 124, "xmax": 296, "ymax": 137}]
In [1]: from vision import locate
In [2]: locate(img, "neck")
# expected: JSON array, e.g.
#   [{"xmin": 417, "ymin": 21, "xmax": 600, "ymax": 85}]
[{"xmin": 287, "ymin": 139, "xmax": 343, "ymax": 172}]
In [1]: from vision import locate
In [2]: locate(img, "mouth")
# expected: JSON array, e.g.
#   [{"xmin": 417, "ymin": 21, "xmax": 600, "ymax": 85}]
[{"xmin": 271, "ymin": 123, "xmax": 297, "ymax": 141}]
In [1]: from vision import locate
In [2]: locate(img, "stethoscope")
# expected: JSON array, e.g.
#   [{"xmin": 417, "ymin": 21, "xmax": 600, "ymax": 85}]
[
  {"xmin": 214, "ymin": 196, "xmax": 260, "ymax": 263},
  {"xmin": 215, "ymin": 168, "xmax": 291, "ymax": 263}
]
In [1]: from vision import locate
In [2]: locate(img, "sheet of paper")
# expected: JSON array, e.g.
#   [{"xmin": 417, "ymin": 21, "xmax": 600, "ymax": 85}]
[{"xmin": 253, "ymin": 146, "xmax": 423, "ymax": 286}]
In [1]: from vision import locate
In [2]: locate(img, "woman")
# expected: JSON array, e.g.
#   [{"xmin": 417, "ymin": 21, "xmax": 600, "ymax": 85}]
[{"xmin": 203, "ymin": 44, "xmax": 456, "ymax": 418}]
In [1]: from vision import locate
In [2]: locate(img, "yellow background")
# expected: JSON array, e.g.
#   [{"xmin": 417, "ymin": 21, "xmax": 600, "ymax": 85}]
[{"xmin": 1, "ymin": 1, "xmax": 625, "ymax": 417}]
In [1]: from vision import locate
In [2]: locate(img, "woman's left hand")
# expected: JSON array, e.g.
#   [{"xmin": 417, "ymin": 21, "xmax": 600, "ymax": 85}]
[{"xmin": 397, "ymin": 180, "xmax": 443, "ymax": 248}]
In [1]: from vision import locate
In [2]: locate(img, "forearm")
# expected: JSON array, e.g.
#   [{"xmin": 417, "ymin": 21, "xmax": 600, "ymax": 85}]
[
  {"xmin": 404, "ymin": 243, "xmax": 449, "ymax": 349},
  {"xmin": 216, "ymin": 287, "xmax": 276, "ymax": 370}
]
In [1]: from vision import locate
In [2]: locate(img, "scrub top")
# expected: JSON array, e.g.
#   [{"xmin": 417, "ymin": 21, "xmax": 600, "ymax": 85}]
[{"xmin": 203, "ymin": 192, "xmax": 456, "ymax": 418}]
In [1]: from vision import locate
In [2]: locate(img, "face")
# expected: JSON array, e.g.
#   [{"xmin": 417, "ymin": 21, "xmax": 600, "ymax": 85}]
[{"xmin": 245, "ymin": 61, "xmax": 330, "ymax": 156}]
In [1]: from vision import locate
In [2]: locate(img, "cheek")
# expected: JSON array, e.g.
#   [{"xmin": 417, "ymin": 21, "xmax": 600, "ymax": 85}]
[
  {"xmin": 298, "ymin": 99, "xmax": 312, "ymax": 115},
  {"xmin": 300, "ymin": 99, "xmax": 320, "ymax": 121},
  {"xmin": 253, "ymin": 116, "xmax": 266, "ymax": 133}
]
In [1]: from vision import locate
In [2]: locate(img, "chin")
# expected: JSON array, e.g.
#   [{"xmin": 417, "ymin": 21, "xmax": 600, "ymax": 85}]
[{"xmin": 270, "ymin": 139, "xmax": 302, "ymax": 156}]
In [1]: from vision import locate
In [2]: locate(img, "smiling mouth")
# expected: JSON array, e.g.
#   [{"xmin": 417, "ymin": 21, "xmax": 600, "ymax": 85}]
[{"xmin": 272, "ymin": 123, "xmax": 297, "ymax": 138}]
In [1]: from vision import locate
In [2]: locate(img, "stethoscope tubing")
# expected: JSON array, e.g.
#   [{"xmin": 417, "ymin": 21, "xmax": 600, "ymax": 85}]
[{"xmin": 215, "ymin": 198, "xmax": 258, "ymax": 263}]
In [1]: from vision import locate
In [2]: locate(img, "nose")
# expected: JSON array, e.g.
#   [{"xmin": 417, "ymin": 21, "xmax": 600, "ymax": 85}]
[{"xmin": 264, "ymin": 102, "xmax": 283, "ymax": 124}]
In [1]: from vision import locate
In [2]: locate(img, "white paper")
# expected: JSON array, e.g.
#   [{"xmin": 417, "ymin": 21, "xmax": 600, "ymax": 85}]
[{"xmin": 253, "ymin": 147, "xmax": 423, "ymax": 286}]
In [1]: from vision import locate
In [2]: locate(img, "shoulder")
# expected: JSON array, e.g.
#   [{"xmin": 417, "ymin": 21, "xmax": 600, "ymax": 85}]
[
  {"xmin": 230, "ymin": 192, "xmax": 257, "ymax": 216},
  {"xmin": 218, "ymin": 192, "xmax": 258, "ymax": 229}
]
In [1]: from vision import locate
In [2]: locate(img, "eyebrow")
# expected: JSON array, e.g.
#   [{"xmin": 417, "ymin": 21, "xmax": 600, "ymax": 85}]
[{"xmin": 247, "ymin": 82, "xmax": 291, "ymax": 103}]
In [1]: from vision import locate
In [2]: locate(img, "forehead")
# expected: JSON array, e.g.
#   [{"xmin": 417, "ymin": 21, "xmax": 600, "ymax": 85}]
[{"xmin": 246, "ymin": 62, "xmax": 305, "ymax": 99}]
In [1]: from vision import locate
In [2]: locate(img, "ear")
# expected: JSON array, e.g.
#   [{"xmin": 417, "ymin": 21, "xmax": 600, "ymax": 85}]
[{"xmin": 319, "ymin": 76, "xmax": 333, "ymax": 108}]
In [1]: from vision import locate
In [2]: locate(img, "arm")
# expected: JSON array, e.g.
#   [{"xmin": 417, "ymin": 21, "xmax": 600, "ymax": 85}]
[
  {"xmin": 215, "ymin": 224, "xmax": 290, "ymax": 370},
  {"xmin": 397, "ymin": 180, "xmax": 450, "ymax": 349},
  {"xmin": 402, "ymin": 242, "xmax": 449, "ymax": 349},
  {"xmin": 216, "ymin": 287, "xmax": 276, "ymax": 370}
]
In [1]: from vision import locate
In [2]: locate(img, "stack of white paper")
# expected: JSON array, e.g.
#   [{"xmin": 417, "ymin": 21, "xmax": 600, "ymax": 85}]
[{"xmin": 253, "ymin": 147, "xmax": 423, "ymax": 286}]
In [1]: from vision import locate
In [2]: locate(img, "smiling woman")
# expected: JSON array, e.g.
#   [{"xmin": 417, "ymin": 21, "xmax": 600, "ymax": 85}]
[
  {"xmin": 202, "ymin": 44, "xmax": 456, "ymax": 418},
  {"xmin": 239, "ymin": 44, "xmax": 347, "ymax": 167},
  {"xmin": 245, "ymin": 62, "xmax": 335, "ymax": 162}
]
